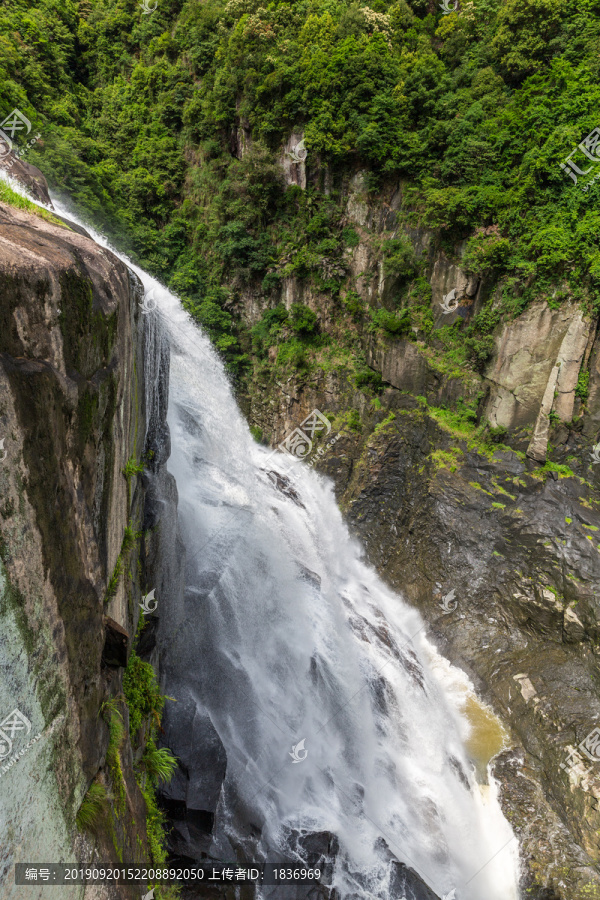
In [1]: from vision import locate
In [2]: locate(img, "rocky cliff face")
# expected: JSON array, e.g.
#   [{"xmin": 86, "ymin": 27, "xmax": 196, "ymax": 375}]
[
  {"xmin": 241, "ymin": 173, "xmax": 600, "ymax": 900},
  {"xmin": 0, "ymin": 180, "xmax": 175, "ymax": 898}
]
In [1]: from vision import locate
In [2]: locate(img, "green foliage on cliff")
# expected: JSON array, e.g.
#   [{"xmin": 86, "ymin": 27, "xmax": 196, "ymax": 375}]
[
  {"xmin": 0, "ymin": 180, "xmax": 66, "ymax": 226},
  {"xmin": 3, "ymin": 0, "xmax": 600, "ymax": 381},
  {"xmin": 102, "ymin": 699, "xmax": 127, "ymax": 815},
  {"xmin": 76, "ymin": 781, "xmax": 109, "ymax": 832},
  {"xmin": 122, "ymin": 649, "xmax": 166, "ymax": 738},
  {"xmin": 122, "ymin": 646, "xmax": 178, "ymax": 890}
]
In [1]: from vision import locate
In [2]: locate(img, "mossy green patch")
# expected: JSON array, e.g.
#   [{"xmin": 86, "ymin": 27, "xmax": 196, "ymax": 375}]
[
  {"xmin": 0, "ymin": 181, "xmax": 66, "ymax": 228},
  {"xmin": 430, "ymin": 447, "xmax": 464, "ymax": 472}
]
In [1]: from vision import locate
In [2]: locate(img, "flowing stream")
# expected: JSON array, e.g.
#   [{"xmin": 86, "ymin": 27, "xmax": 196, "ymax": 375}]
[{"xmin": 10, "ymin": 178, "xmax": 521, "ymax": 900}]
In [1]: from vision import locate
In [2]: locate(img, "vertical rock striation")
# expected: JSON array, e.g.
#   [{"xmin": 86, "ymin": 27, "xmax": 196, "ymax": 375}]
[{"xmin": 0, "ymin": 192, "xmax": 176, "ymax": 897}]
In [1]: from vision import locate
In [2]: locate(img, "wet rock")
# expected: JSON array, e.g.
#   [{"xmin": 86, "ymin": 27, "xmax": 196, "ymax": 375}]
[
  {"xmin": 0, "ymin": 152, "xmax": 52, "ymax": 205},
  {"xmin": 267, "ymin": 468, "xmax": 306, "ymax": 507},
  {"xmin": 158, "ymin": 689, "xmax": 227, "ymax": 860},
  {"xmin": 389, "ymin": 861, "xmax": 441, "ymax": 900},
  {"xmin": 0, "ymin": 196, "xmax": 162, "ymax": 882},
  {"xmin": 260, "ymin": 830, "xmax": 340, "ymax": 900},
  {"xmin": 325, "ymin": 409, "xmax": 600, "ymax": 898}
]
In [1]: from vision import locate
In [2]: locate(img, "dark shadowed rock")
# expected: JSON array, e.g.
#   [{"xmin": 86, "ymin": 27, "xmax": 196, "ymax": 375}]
[
  {"xmin": 389, "ymin": 861, "xmax": 441, "ymax": 900},
  {"xmin": 0, "ymin": 153, "xmax": 52, "ymax": 205},
  {"xmin": 158, "ymin": 688, "xmax": 227, "ymax": 860},
  {"xmin": 102, "ymin": 616, "xmax": 129, "ymax": 668},
  {"xmin": 260, "ymin": 829, "xmax": 340, "ymax": 900}
]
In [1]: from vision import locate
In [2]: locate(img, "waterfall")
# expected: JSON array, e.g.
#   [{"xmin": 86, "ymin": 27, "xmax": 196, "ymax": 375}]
[{"xmin": 17, "ymin": 181, "xmax": 520, "ymax": 900}]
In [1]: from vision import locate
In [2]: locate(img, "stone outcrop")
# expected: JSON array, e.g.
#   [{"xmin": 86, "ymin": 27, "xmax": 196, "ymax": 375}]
[
  {"xmin": 158, "ymin": 687, "xmax": 227, "ymax": 861},
  {"xmin": 526, "ymin": 362, "xmax": 561, "ymax": 461},
  {"xmin": 0, "ymin": 152, "xmax": 52, "ymax": 205},
  {"xmin": 240, "ymin": 173, "xmax": 600, "ymax": 899},
  {"xmin": 281, "ymin": 130, "xmax": 307, "ymax": 190},
  {"xmin": 0, "ymin": 187, "xmax": 173, "ymax": 897}
]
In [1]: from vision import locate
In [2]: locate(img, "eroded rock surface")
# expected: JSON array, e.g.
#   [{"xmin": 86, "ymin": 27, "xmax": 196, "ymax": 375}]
[{"xmin": 0, "ymin": 195, "xmax": 169, "ymax": 898}]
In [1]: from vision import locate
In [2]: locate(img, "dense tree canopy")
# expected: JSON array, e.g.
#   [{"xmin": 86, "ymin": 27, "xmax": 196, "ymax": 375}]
[{"xmin": 2, "ymin": 0, "xmax": 600, "ymax": 374}]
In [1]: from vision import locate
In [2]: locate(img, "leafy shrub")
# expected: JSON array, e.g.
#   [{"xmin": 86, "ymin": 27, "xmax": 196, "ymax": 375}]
[
  {"xmin": 251, "ymin": 305, "xmax": 288, "ymax": 356},
  {"xmin": 289, "ymin": 303, "xmax": 318, "ymax": 336},
  {"xmin": 575, "ymin": 369, "xmax": 589, "ymax": 402},
  {"xmin": 342, "ymin": 227, "xmax": 360, "ymax": 248},
  {"xmin": 463, "ymin": 228, "xmax": 511, "ymax": 277},
  {"xmin": 382, "ymin": 237, "xmax": 418, "ymax": 282},
  {"xmin": 370, "ymin": 308, "xmax": 410, "ymax": 335},
  {"xmin": 123, "ymin": 652, "xmax": 165, "ymax": 739},
  {"xmin": 342, "ymin": 290, "xmax": 364, "ymax": 320},
  {"xmin": 488, "ymin": 424, "xmax": 508, "ymax": 443},
  {"xmin": 276, "ymin": 339, "xmax": 308, "ymax": 369},
  {"xmin": 464, "ymin": 335, "xmax": 495, "ymax": 370},
  {"xmin": 354, "ymin": 365, "xmax": 384, "ymax": 394},
  {"xmin": 343, "ymin": 410, "xmax": 363, "ymax": 432}
]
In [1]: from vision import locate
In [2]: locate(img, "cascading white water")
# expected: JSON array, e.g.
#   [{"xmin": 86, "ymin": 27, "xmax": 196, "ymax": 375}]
[{"xmin": 9, "ymin": 178, "xmax": 520, "ymax": 900}]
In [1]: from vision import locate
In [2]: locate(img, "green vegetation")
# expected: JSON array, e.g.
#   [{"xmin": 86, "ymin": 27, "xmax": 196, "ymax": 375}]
[
  {"xmin": 76, "ymin": 782, "xmax": 109, "ymax": 833},
  {"xmin": 337, "ymin": 409, "xmax": 363, "ymax": 432},
  {"xmin": 3, "ymin": 0, "xmax": 600, "ymax": 392},
  {"xmin": 104, "ymin": 525, "xmax": 141, "ymax": 603},
  {"xmin": 430, "ymin": 447, "xmax": 464, "ymax": 472},
  {"xmin": 370, "ymin": 307, "xmax": 411, "ymax": 336},
  {"xmin": 575, "ymin": 369, "xmax": 590, "ymax": 402},
  {"xmin": 122, "ymin": 646, "xmax": 178, "ymax": 888},
  {"xmin": 102, "ymin": 700, "xmax": 127, "ymax": 815},
  {"xmin": 98, "ymin": 666, "xmax": 177, "ymax": 895},
  {"xmin": 123, "ymin": 457, "xmax": 145, "ymax": 480},
  {"xmin": 374, "ymin": 411, "xmax": 397, "ymax": 432},
  {"xmin": 141, "ymin": 739, "xmax": 178, "ymax": 785},
  {"xmin": 0, "ymin": 180, "xmax": 66, "ymax": 227},
  {"xmin": 532, "ymin": 460, "xmax": 576, "ymax": 479},
  {"xmin": 122, "ymin": 649, "xmax": 167, "ymax": 739}
]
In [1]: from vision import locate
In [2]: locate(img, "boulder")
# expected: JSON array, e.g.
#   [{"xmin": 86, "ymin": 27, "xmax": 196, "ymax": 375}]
[
  {"xmin": 158, "ymin": 689, "xmax": 227, "ymax": 860},
  {"xmin": 0, "ymin": 152, "xmax": 52, "ymax": 205}
]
